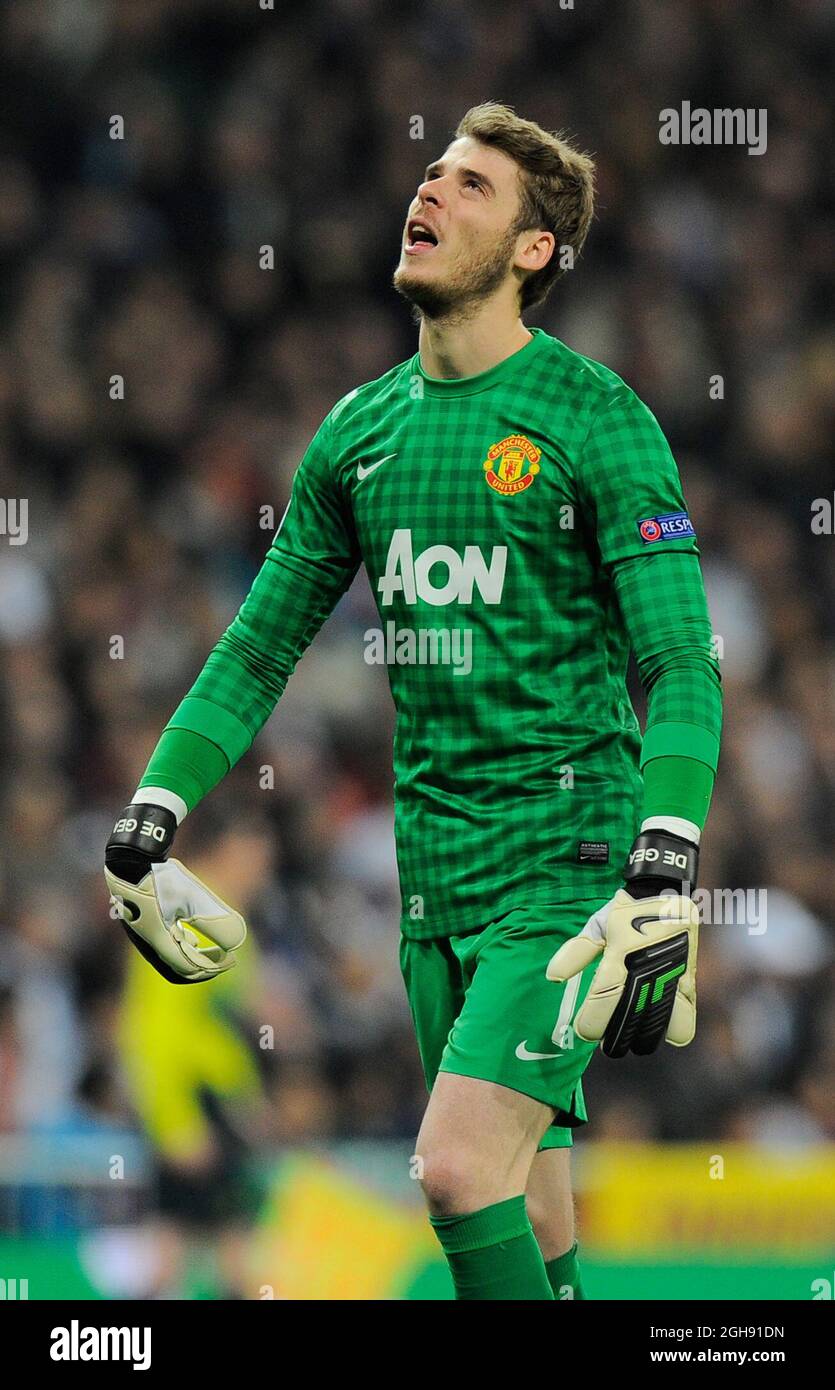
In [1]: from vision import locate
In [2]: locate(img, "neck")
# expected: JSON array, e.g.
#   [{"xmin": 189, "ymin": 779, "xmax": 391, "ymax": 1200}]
[{"xmin": 417, "ymin": 299, "xmax": 532, "ymax": 379}]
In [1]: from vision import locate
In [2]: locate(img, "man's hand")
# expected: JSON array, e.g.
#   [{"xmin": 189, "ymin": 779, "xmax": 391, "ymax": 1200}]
[
  {"xmin": 547, "ymin": 825, "xmax": 700, "ymax": 1058},
  {"xmin": 105, "ymin": 803, "xmax": 246, "ymax": 984},
  {"xmin": 546, "ymin": 889, "xmax": 698, "ymax": 1057}
]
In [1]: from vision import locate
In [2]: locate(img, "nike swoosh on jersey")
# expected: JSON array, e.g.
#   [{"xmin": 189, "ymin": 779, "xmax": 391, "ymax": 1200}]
[
  {"xmin": 357, "ymin": 453, "xmax": 397, "ymax": 480},
  {"xmin": 515, "ymin": 1040, "xmax": 564, "ymax": 1061}
]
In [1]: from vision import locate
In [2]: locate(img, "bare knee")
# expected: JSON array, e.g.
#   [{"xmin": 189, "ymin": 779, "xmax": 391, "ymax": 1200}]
[
  {"xmin": 415, "ymin": 1073, "xmax": 548, "ymax": 1216},
  {"xmin": 417, "ymin": 1144, "xmax": 492, "ymax": 1216}
]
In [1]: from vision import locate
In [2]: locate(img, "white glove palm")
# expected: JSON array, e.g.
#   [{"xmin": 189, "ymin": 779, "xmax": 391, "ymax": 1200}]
[
  {"xmin": 105, "ymin": 857, "xmax": 247, "ymax": 984},
  {"xmin": 546, "ymin": 889, "xmax": 698, "ymax": 1057}
]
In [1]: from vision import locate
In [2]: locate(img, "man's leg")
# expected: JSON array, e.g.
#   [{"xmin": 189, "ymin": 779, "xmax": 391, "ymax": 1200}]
[
  {"xmin": 401, "ymin": 901, "xmax": 604, "ymax": 1299},
  {"xmin": 527, "ymin": 1149, "xmax": 587, "ymax": 1299},
  {"xmin": 416, "ymin": 1071, "xmax": 556, "ymax": 1300},
  {"xmin": 526, "ymin": 1149, "xmax": 574, "ymax": 1259}
]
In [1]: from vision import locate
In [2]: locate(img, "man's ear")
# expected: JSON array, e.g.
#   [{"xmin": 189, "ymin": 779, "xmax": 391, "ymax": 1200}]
[{"xmin": 515, "ymin": 228, "xmax": 555, "ymax": 274}]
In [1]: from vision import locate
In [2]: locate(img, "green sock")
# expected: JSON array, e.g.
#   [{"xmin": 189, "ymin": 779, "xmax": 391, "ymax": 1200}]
[
  {"xmin": 430, "ymin": 1195, "xmax": 554, "ymax": 1300},
  {"xmin": 544, "ymin": 1241, "xmax": 587, "ymax": 1300}
]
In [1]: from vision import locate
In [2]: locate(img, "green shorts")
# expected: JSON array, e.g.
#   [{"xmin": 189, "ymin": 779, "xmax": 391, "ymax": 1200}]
[{"xmin": 400, "ymin": 899, "xmax": 607, "ymax": 1150}]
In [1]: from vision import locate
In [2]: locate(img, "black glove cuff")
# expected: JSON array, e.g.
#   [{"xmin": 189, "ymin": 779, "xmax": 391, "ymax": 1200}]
[
  {"xmin": 623, "ymin": 828, "xmax": 699, "ymax": 897},
  {"xmin": 105, "ymin": 803, "xmax": 177, "ymax": 884}
]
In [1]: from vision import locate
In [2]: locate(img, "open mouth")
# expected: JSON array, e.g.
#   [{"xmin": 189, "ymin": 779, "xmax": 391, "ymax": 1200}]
[{"xmin": 406, "ymin": 219, "xmax": 440, "ymax": 254}]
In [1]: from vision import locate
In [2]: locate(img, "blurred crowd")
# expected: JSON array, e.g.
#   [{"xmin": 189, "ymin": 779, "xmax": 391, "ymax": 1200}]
[{"xmin": 0, "ymin": 0, "xmax": 833, "ymax": 1240}]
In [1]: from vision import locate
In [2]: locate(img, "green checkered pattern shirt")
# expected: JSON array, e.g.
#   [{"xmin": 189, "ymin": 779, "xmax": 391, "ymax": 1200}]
[{"xmin": 152, "ymin": 329, "xmax": 721, "ymax": 938}]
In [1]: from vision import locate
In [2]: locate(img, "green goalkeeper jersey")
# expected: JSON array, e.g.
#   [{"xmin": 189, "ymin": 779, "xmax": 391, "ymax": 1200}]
[{"xmin": 144, "ymin": 328, "xmax": 722, "ymax": 938}]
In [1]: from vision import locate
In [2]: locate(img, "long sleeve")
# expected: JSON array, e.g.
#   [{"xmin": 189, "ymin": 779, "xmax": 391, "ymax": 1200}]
[
  {"xmin": 575, "ymin": 385, "xmax": 722, "ymax": 830},
  {"xmin": 613, "ymin": 550, "xmax": 722, "ymax": 827}
]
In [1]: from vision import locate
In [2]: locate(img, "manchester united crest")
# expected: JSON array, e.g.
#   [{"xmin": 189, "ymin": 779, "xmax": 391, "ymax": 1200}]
[{"xmin": 483, "ymin": 434, "xmax": 541, "ymax": 495}]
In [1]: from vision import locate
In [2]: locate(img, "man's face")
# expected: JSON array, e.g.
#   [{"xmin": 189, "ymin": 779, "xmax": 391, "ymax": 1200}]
[{"xmin": 393, "ymin": 136, "xmax": 528, "ymax": 318}]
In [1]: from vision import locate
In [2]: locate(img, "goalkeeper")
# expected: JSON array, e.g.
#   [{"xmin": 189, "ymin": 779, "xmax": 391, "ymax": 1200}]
[{"xmin": 105, "ymin": 102, "xmax": 721, "ymax": 1301}]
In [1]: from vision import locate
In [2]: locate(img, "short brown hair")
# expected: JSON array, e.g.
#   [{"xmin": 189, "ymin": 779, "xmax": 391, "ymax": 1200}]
[{"xmin": 454, "ymin": 102, "xmax": 595, "ymax": 310}]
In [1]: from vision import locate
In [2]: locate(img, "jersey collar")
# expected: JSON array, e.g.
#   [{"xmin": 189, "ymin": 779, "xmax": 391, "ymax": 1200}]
[{"xmin": 412, "ymin": 326, "xmax": 549, "ymax": 397}]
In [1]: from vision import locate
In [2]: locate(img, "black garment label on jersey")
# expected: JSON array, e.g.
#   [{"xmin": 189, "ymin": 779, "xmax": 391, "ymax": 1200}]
[{"xmin": 578, "ymin": 840, "xmax": 610, "ymax": 864}]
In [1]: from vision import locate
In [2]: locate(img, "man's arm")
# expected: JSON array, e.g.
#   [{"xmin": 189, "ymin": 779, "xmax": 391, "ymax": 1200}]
[
  {"xmin": 547, "ymin": 386, "xmax": 722, "ymax": 1056},
  {"xmin": 105, "ymin": 408, "xmax": 361, "ymax": 982},
  {"xmin": 576, "ymin": 385, "xmax": 722, "ymax": 847},
  {"xmin": 613, "ymin": 549, "xmax": 721, "ymax": 848}
]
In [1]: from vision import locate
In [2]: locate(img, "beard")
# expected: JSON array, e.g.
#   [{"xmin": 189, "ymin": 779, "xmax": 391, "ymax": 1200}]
[{"xmin": 393, "ymin": 223, "xmax": 521, "ymax": 322}]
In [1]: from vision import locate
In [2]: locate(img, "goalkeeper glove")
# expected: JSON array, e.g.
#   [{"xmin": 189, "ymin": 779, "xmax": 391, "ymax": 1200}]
[
  {"xmin": 547, "ymin": 827, "xmax": 699, "ymax": 1058},
  {"xmin": 104, "ymin": 802, "xmax": 246, "ymax": 984}
]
